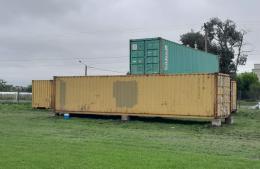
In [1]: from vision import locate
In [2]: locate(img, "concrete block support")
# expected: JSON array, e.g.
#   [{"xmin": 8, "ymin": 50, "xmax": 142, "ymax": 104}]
[
  {"xmin": 121, "ymin": 115, "xmax": 129, "ymax": 121},
  {"xmin": 211, "ymin": 118, "xmax": 222, "ymax": 127},
  {"xmin": 225, "ymin": 115, "xmax": 234, "ymax": 125}
]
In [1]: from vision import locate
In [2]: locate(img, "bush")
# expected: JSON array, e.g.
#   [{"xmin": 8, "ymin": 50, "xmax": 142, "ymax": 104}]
[
  {"xmin": 248, "ymin": 82, "xmax": 260, "ymax": 100},
  {"xmin": 237, "ymin": 72, "xmax": 259, "ymax": 99}
]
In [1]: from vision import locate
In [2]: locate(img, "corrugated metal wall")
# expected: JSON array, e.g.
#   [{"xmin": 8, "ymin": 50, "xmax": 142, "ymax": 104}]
[
  {"xmin": 162, "ymin": 39, "xmax": 219, "ymax": 74},
  {"xmin": 32, "ymin": 80, "xmax": 53, "ymax": 109},
  {"xmin": 130, "ymin": 37, "xmax": 219, "ymax": 75},
  {"xmin": 54, "ymin": 74, "xmax": 230, "ymax": 119}
]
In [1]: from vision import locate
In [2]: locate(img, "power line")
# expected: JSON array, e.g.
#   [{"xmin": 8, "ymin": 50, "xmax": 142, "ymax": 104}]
[
  {"xmin": 30, "ymin": 56, "xmax": 128, "ymax": 60},
  {"xmin": 77, "ymin": 59, "xmax": 126, "ymax": 74},
  {"xmin": 3, "ymin": 20, "xmax": 260, "ymax": 37},
  {"xmin": 0, "ymin": 23, "xmax": 202, "ymax": 37},
  {"xmin": 1, "ymin": 20, "xmax": 260, "ymax": 39},
  {"xmin": 88, "ymin": 66, "xmax": 125, "ymax": 74},
  {"xmin": 0, "ymin": 56, "xmax": 129, "ymax": 62}
]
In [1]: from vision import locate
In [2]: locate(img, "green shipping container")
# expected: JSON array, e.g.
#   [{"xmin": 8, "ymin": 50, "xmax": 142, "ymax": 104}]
[{"xmin": 130, "ymin": 37, "xmax": 219, "ymax": 74}]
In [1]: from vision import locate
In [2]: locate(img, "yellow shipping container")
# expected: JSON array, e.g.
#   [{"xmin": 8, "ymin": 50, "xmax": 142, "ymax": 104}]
[
  {"xmin": 231, "ymin": 80, "xmax": 237, "ymax": 112},
  {"xmin": 54, "ymin": 74, "xmax": 231, "ymax": 122},
  {"xmin": 32, "ymin": 80, "xmax": 53, "ymax": 109}
]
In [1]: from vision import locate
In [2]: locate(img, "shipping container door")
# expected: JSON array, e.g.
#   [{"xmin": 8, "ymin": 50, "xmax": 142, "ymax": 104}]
[
  {"xmin": 216, "ymin": 75, "xmax": 231, "ymax": 118},
  {"xmin": 145, "ymin": 40, "xmax": 160, "ymax": 74},
  {"xmin": 32, "ymin": 80, "xmax": 53, "ymax": 109},
  {"xmin": 130, "ymin": 41, "xmax": 145, "ymax": 74}
]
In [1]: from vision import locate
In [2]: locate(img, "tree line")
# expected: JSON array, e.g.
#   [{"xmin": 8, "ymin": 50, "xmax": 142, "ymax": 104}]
[
  {"xmin": 236, "ymin": 72, "xmax": 260, "ymax": 100},
  {"xmin": 0, "ymin": 79, "xmax": 32, "ymax": 92}
]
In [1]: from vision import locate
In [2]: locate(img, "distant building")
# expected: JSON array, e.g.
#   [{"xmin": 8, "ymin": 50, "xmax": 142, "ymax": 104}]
[{"xmin": 252, "ymin": 64, "xmax": 260, "ymax": 80}]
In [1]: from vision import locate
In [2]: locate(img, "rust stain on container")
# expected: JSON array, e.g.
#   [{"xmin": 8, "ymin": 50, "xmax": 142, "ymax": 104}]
[
  {"xmin": 231, "ymin": 80, "xmax": 237, "ymax": 112},
  {"xmin": 59, "ymin": 80, "xmax": 66, "ymax": 110},
  {"xmin": 32, "ymin": 80, "xmax": 53, "ymax": 109}
]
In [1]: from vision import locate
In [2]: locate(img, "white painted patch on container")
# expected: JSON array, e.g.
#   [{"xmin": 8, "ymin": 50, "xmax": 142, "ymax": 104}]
[{"xmin": 132, "ymin": 44, "xmax": 137, "ymax": 50}]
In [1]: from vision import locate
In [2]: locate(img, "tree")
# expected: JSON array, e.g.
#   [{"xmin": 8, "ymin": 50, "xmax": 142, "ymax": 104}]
[
  {"xmin": 26, "ymin": 85, "xmax": 32, "ymax": 92},
  {"xmin": 0, "ymin": 80, "xmax": 20, "ymax": 92},
  {"xmin": 180, "ymin": 18, "xmax": 248, "ymax": 76},
  {"xmin": 248, "ymin": 82, "xmax": 260, "ymax": 100},
  {"xmin": 236, "ymin": 72, "xmax": 259, "ymax": 99},
  {"xmin": 0, "ymin": 79, "xmax": 7, "ymax": 91},
  {"xmin": 180, "ymin": 30, "xmax": 205, "ymax": 50},
  {"xmin": 180, "ymin": 30, "xmax": 219, "ymax": 54},
  {"xmin": 0, "ymin": 80, "xmax": 32, "ymax": 92},
  {"xmin": 205, "ymin": 18, "xmax": 248, "ymax": 75}
]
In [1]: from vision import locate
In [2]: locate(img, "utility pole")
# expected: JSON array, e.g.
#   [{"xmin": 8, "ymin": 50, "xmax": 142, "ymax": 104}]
[
  {"xmin": 78, "ymin": 60, "xmax": 88, "ymax": 76},
  {"xmin": 85, "ymin": 65, "xmax": 87, "ymax": 76},
  {"xmin": 204, "ymin": 23, "xmax": 208, "ymax": 52},
  {"xmin": 16, "ymin": 86, "xmax": 20, "ymax": 103}
]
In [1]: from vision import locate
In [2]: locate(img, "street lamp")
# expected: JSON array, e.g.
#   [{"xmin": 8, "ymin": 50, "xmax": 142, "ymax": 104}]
[{"xmin": 78, "ymin": 60, "xmax": 87, "ymax": 76}]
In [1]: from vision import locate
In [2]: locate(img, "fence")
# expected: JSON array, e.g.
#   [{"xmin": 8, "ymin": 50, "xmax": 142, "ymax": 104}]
[{"xmin": 0, "ymin": 92, "xmax": 32, "ymax": 103}]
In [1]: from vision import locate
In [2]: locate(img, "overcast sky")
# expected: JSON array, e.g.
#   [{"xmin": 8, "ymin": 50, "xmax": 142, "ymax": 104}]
[{"xmin": 0, "ymin": 0, "xmax": 259, "ymax": 86}]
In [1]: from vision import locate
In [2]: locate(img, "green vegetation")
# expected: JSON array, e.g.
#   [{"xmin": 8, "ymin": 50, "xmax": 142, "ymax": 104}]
[
  {"xmin": 0, "ymin": 103, "xmax": 259, "ymax": 169},
  {"xmin": 238, "ymin": 100, "xmax": 258, "ymax": 107},
  {"xmin": 0, "ymin": 79, "xmax": 31, "ymax": 92},
  {"xmin": 237, "ymin": 72, "xmax": 260, "ymax": 100},
  {"xmin": 238, "ymin": 100, "xmax": 258, "ymax": 108},
  {"xmin": 180, "ymin": 17, "xmax": 247, "ymax": 75}
]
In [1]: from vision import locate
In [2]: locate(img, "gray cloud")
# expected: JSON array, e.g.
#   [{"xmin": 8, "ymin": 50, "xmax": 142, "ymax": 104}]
[{"xmin": 0, "ymin": 0, "xmax": 260, "ymax": 86}]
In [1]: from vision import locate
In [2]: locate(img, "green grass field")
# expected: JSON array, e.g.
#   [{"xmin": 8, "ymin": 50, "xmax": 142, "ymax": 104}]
[{"xmin": 0, "ymin": 103, "xmax": 259, "ymax": 169}]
